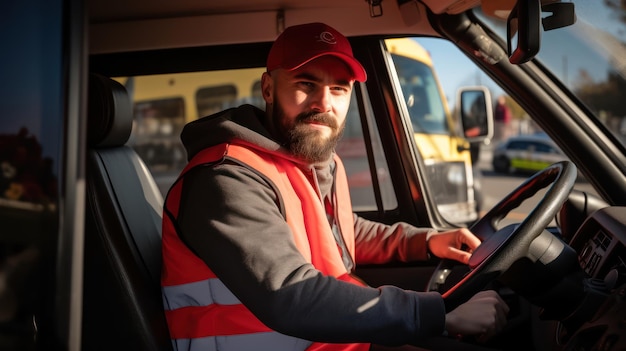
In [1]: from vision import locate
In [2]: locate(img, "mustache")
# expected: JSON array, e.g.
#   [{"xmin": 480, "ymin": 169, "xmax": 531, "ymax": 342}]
[{"xmin": 296, "ymin": 111, "xmax": 338, "ymax": 129}]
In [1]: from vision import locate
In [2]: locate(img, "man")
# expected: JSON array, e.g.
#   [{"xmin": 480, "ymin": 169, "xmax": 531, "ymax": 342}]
[
  {"xmin": 494, "ymin": 95, "xmax": 512, "ymax": 142},
  {"xmin": 161, "ymin": 22, "xmax": 508, "ymax": 351}
]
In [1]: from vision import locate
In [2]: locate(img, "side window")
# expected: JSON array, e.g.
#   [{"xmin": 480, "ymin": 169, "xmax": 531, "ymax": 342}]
[
  {"xmin": 336, "ymin": 89, "xmax": 397, "ymax": 211},
  {"xmin": 121, "ymin": 68, "xmax": 395, "ymax": 211},
  {"xmin": 536, "ymin": 142, "xmax": 552, "ymax": 154},
  {"xmin": 532, "ymin": 142, "xmax": 543, "ymax": 153},
  {"xmin": 509, "ymin": 141, "xmax": 526, "ymax": 151}
]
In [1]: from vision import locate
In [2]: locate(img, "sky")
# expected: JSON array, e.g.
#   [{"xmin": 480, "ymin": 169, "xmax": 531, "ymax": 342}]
[{"xmin": 415, "ymin": 38, "xmax": 504, "ymax": 110}]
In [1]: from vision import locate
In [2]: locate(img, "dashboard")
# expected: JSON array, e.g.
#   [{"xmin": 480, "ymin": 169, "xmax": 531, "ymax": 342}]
[
  {"xmin": 571, "ymin": 207, "xmax": 626, "ymax": 283},
  {"xmin": 562, "ymin": 206, "xmax": 626, "ymax": 350}
]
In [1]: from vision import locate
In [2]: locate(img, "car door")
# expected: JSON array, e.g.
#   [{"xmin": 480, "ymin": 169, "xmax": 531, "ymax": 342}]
[
  {"xmin": 526, "ymin": 141, "xmax": 544, "ymax": 170},
  {"xmin": 510, "ymin": 140, "xmax": 529, "ymax": 169},
  {"xmin": 537, "ymin": 141, "xmax": 565, "ymax": 166}
]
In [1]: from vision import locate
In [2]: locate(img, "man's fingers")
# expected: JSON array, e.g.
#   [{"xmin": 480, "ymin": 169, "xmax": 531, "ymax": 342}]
[
  {"xmin": 448, "ymin": 247, "xmax": 471, "ymax": 264},
  {"xmin": 458, "ymin": 229, "xmax": 481, "ymax": 250}
]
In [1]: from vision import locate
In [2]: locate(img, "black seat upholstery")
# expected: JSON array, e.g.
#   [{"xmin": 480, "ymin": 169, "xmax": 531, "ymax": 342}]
[{"xmin": 83, "ymin": 73, "xmax": 172, "ymax": 350}]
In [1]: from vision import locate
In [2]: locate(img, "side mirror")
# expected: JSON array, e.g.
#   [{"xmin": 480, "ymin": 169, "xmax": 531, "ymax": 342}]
[{"xmin": 457, "ymin": 87, "xmax": 493, "ymax": 143}]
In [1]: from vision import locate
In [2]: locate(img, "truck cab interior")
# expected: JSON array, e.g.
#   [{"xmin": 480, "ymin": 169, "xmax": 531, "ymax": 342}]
[{"xmin": 1, "ymin": 0, "xmax": 626, "ymax": 350}]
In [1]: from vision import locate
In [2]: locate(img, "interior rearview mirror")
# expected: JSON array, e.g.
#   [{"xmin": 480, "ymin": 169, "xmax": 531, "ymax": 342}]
[
  {"xmin": 507, "ymin": 0, "xmax": 577, "ymax": 64},
  {"xmin": 507, "ymin": 0, "xmax": 541, "ymax": 64}
]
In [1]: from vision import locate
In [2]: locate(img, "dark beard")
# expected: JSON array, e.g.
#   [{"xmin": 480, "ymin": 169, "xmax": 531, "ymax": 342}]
[{"xmin": 274, "ymin": 106, "xmax": 345, "ymax": 163}]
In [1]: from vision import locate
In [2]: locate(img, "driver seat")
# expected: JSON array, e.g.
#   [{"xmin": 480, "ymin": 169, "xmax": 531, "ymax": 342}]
[{"xmin": 83, "ymin": 73, "xmax": 172, "ymax": 351}]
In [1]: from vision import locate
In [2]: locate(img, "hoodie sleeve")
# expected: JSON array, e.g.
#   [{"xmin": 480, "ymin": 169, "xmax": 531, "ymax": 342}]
[
  {"xmin": 176, "ymin": 161, "xmax": 445, "ymax": 345},
  {"xmin": 353, "ymin": 214, "xmax": 436, "ymax": 265}
]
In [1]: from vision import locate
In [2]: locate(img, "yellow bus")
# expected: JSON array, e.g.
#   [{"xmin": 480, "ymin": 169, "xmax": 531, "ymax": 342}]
[{"xmin": 116, "ymin": 38, "xmax": 484, "ymax": 224}]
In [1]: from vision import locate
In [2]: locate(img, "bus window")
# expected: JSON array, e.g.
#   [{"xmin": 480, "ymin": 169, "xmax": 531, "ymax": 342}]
[
  {"xmin": 196, "ymin": 85, "xmax": 237, "ymax": 117},
  {"xmin": 393, "ymin": 55, "xmax": 448, "ymax": 134},
  {"xmin": 251, "ymin": 80, "xmax": 263, "ymax": 107},
  {"xmin": 132, "ymin": 97, "xmax": 186, "ymax": 172}
]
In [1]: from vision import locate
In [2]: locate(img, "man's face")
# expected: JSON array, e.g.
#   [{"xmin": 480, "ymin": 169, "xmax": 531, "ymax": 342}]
[{"xmin": 262, "ymin": 56, "xmax": 354, "ymax": 163}]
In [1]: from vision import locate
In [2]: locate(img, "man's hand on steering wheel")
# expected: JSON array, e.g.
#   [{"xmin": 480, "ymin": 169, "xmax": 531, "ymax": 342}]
[
  {"xmin": 445, "ymin": 290, "xmax": 510, "ymax": 341},
  {"xmin": 427, "ymin": 228, "xmax": 482, "ymax": 265},
  {"xmin": 427, "ymin": 228, "xmax": 511, "ymax": 341}
]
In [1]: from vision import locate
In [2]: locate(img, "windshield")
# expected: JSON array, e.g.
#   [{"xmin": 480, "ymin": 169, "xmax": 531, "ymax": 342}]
[{"xmin": 477, "ymin": 1, "xmax": 626, "ymax": 147}]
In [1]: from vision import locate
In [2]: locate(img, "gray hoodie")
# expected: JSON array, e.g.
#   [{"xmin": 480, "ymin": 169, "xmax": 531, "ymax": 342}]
[{"xmin": 173, "ymin": 104, "xmax": 446, "ymax": 346}]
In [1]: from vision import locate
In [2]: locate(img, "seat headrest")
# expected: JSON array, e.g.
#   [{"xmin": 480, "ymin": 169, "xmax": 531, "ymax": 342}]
[{"xmin": 88, "ymin": 73, "xmax": 133, "ymax": 148}]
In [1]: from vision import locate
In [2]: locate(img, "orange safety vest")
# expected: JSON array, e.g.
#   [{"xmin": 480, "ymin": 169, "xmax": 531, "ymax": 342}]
[{"xmin": 162, "ymin": 141, "xmax": 369, "ymax": 351}]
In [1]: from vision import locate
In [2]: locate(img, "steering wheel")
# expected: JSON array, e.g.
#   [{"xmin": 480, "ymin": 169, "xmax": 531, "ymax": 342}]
[{"xmin": 428, "ymin": 161, "xmax": 578, "ymax": 310}]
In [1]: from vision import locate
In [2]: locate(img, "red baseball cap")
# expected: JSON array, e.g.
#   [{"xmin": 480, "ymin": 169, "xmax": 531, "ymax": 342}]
[{"xmin": 267, "ymin": 22, "xmax": 367, "ymax": 82}]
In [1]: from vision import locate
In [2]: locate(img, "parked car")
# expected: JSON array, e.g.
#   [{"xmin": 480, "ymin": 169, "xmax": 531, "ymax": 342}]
[
  {"xmin": 2, "ymin": 0, "xmax": 626, "ymax": 350},
  {"xmin": 492, "ymin": 133, "xmax": 568, "ymax": 174}
]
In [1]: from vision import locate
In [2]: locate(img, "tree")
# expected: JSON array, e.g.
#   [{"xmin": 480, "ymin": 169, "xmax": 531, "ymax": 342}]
[{"xmin": 576, "ymin": 70, "xmax": 626, "ymax": 118}]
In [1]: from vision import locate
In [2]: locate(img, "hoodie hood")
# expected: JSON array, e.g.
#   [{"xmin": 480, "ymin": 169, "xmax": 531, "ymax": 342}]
[{"xmin": 181, "ymin": 104, "xmax": 281, "ymax": 161}]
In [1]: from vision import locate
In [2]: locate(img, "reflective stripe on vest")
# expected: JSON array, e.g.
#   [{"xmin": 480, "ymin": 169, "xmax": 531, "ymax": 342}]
[
  {"xmin": 172, "ymin": 333, "xmax": 313, "ymax": 351},
  {"xmin": 162, "ymin": 141, "xmax": 368, "ymax": 351}
]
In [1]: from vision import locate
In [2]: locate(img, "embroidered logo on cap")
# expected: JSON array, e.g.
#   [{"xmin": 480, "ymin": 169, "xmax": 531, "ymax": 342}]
[{"xmin": 318, "ymin": 31, "xmax": 337, "ymax": 45}]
